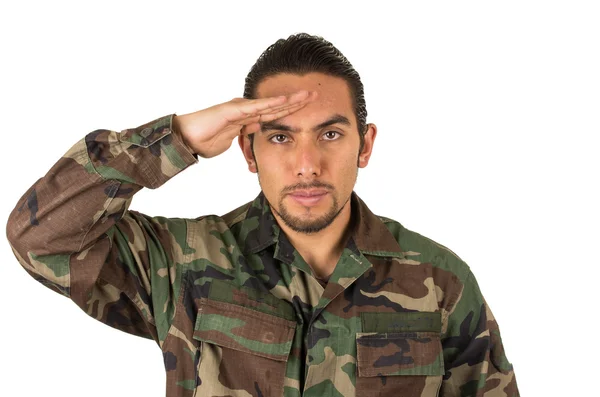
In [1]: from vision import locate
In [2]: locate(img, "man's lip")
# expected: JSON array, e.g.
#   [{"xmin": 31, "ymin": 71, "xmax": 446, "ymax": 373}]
[{"xmin": 288, "ymin": 190, "xmax": 329, "ymax": 197}]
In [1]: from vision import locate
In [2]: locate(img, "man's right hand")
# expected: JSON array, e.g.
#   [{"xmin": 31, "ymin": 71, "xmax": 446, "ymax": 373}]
[{"xmin": 172, "ymin": 90, "xmax": 318, "ymax": 159}]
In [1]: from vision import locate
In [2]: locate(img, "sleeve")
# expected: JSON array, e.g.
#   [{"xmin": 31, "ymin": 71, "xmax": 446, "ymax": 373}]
[
  {"xmin": 440, "ymin": 269, "xmax": 520, "ymax": 396},
  {"xmin": 5, "ymin": 114, "xmax": 199, "ymax": 345}
]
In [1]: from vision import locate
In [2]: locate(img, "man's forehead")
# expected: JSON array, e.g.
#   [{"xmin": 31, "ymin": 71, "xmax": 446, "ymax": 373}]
[
  {"xmin": 255, "ymin": 72, "xmax": 352, "ymax": 104},
  {"xmin": 255, "ymin": 73, "xmax": 356, "ymax": 129}
]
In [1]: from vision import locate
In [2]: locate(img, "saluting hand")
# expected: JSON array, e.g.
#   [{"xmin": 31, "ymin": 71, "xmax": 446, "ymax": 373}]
[{"xmin": 173, "ymin": 90, "xmax": 318, "ymax": 159}]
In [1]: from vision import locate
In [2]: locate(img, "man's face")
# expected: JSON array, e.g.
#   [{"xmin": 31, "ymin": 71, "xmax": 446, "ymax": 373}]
[{"xmin": 239, "ymin": 72, "xmax": 376, "ymax": 235}]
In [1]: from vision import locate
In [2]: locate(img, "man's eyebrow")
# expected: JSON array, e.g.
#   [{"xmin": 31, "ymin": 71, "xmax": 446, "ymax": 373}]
[{"xmin": 260, "ymin": 114, "xmax": 351, "ymax": 133}]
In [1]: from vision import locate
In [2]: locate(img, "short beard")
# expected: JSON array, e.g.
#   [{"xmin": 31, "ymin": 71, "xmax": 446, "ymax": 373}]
[
  {"xmin": 270, "ymin": 192, "xmax": 350, "ymax": 235},
  {"xmin": 253, "ymin": 149, "xmax": 358, "ymax": 235}
]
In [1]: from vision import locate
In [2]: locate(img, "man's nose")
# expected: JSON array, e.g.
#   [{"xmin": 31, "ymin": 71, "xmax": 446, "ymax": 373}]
[{"xmin": 293, "ymin": 139, "xmax": 322, "ymax": 177}]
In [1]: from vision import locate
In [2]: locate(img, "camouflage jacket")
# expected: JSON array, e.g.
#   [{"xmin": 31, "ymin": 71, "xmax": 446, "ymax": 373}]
[{"xmin": 6, "ymin": 114, "xmax": 519, "ymax": 397}]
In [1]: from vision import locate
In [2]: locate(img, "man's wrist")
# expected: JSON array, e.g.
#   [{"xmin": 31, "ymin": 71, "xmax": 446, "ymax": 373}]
[{"xmin": 172, "ymin": 114, "xmax": 196, "ymax": 155}]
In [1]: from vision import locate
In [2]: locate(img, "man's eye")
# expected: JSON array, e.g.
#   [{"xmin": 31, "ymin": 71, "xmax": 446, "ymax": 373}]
[
  {"xmin": 323, "ymin": 131, "xmax": 341, "ymax": 140},
  {"xmin": 269, "ymin": 132, "xmax": 341, "ymax": 144},
  {"xmin": 269, "ymin": 134, "xmax": 289, "ymax": 143}
]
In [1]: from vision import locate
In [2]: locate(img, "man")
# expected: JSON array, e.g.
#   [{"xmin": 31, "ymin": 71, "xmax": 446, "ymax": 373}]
[{"xmin": 6, "ymin": 33, "xmax": 519, "ymax": 396}]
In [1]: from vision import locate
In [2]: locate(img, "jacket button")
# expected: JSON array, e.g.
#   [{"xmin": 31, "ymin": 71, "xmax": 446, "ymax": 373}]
[
  {"xmin": 263, "ymin": 332, "xmax": 275, "ymax": 342},
  {"xmin": 140, "ymin": 127, "xmax": 153, "ymax": 137}
]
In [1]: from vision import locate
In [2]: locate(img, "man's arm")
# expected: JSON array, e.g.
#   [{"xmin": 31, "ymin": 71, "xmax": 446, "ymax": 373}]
[
  {"xmin": 5, "ymin": 91, "xmax": 317, "ymax": 345},
  {"xmin": 440, "ymin": 269, "xmax": 520, "ymax": 396},
  {"xmin": 6, "ymin": 114, "xmax": 198, "ymax": 343}
]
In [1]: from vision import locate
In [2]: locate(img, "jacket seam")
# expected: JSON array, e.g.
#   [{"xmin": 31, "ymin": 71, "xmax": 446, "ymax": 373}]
[{"xmin": 82, "ymin": 136, "xmax": 105, "ymax": 180}]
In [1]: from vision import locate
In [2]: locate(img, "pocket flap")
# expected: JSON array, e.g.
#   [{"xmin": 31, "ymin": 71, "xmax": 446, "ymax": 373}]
[
  {"xmin": 117, "ymin": 117, "xmax": 173, "ymax": 147},
  {"xmin": 207, "ymin": 279, "xmax": 295, "ymax": 321},
  {"xmin": 193, "ymin": 297, "xmax": 296, "ymax": 362},
  {"xmin": 356, "ymin": 331, "xmax": 445, "ymax": 377}
]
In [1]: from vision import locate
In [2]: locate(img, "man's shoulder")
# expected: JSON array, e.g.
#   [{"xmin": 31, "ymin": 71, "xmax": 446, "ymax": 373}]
[
  {"xmin": 377, "ymin": 215, "xmax": 471, "ymax": 282},
  {"xmin": 186, "ymin": 200, "xmax": 252, "ymax": 228},
  {"xmin": 220, "ymin": 201, "xmax": 252, "ymax": 227}
]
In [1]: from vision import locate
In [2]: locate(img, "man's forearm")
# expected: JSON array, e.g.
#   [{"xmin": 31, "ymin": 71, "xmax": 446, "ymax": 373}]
[{"xmin": 6, "ymin": 114, "xmax": 198, "ymax": 297}]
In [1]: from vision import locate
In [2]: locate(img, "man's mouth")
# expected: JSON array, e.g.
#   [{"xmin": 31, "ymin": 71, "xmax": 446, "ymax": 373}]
[{"xmin": 288, "ymin": 190, "xmax": 328, "ymax": 206}]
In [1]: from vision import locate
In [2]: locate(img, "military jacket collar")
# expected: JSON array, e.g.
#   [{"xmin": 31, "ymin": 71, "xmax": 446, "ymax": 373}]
[{"xmin": 240, "ymin": 190, "xmax": 405, "ymax": 262}]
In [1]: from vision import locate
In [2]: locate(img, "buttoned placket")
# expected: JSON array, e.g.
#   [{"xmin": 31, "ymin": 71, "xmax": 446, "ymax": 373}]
[{"xmin": 273, "ymin": 230, "xmax": 374, "ymax": 395}]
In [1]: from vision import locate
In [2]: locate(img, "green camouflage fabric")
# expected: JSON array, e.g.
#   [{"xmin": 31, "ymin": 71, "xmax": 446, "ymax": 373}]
[{"xmin": 6, "ymin": 114, "xmax": 519, "ymax": 396}]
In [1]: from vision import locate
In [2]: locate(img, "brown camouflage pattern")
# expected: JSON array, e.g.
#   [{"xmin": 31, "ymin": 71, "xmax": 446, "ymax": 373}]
[{"xmin": 6, "ymin": 114, "xmax": 519, "ymax": 396}]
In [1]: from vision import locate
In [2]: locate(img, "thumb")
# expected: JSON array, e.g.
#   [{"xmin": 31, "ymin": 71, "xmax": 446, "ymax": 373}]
[{"xmin": 241, "ymin": 123, "xmax": 261, "ymax": 135}]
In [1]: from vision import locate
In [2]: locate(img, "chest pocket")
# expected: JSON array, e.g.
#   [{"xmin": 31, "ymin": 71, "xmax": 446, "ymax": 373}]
[
  {"xmin": 192, "ymin": 279, "xmax": 296, "ymax": 397},
  {"xmin": 356, "ymin": 312, "xmax": 445, "ymax": 397}
]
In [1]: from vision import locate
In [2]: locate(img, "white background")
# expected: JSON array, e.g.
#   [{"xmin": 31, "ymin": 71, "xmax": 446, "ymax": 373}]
[{"xmin": 1, "ymin": 1, "xmax": 598, "ymax": 396}]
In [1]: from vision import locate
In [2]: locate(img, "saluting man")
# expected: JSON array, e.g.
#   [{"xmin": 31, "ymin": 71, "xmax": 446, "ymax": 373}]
[{"xmin": 7, "ymin": 33, "xmax": 519, "ymax": 397}]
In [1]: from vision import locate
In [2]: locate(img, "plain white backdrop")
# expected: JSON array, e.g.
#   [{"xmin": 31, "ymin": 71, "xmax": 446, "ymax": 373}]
[{"xmin": 1, "ymin": 1, "xmax": 598, "ymax": 396}]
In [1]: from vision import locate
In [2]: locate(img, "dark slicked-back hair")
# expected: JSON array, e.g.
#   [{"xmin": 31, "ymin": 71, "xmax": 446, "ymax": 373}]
[{"xmin": 244, "ymin": 33, "xmax": 367, "ymax": 157}]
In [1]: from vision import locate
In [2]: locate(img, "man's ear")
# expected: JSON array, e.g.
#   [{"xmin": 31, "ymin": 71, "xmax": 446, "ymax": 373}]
[
  {"xmin": 358, "ymin": 123, "xmax": 377, "ymax": 168},
  {"xmin": 238, "ymin": 134, "xmax": 258, "ymax": 173}
]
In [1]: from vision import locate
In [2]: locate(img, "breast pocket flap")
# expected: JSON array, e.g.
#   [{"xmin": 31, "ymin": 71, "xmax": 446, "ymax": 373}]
[
  {"xmin": 356, "ymin": 331, "xmax": 445, "ymax": 377},
  {"xmin": 193, "ymin": 297, "xmax": 296, "ymax": 362}
]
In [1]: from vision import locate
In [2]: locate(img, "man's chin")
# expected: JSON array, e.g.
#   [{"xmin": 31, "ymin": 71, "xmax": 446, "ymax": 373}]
[{"xmin": 281, "ymin": 218, "xmax": 332, "ymax": 235}]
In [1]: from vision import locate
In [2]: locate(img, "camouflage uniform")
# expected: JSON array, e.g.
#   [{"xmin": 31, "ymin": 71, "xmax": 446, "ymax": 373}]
[{"xmin": 6, "ymin": 115, "xmax": 519, "ymax": 396}]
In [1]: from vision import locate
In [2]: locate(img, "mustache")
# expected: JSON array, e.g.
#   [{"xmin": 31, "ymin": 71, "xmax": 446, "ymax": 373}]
[{"xmin": 282, "ymin": 182, "xmax": 334, "ymax": 194}]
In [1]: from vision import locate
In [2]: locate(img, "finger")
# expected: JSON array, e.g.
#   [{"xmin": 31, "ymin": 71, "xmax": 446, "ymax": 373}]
[
  {"xmin": 235, "ymin": 92, "xmax": 316, "ymax": 128},
  {"xmin": 236, "ymin": 90, "xmax": 314, "ymax": 117},
  {"xmin": 255, "ymin": 102, "xmax": 309, "ymax": 123},
  {"xmin": 241, "ymin": 122, "xmax": 261, "ymax": 136},
  {"xmin": 235, "ymin": 95, "xmax": 290, "ymax": 117},
  {"xmin": 233, "ymin": 100, "xmax": 304, "ymax": 125},
  {"xmin": 236, "ymin": 101, "xmax": 309, "ymax": 125},
  {"xmin": 253, "ymin": 91, "xmax": 318, "ymax": 116},
  {"xmin": 275, "ymin": 90, "xmax": 317, "ymax": 108},
  {"xmin": 251, "ymin": 101, "xmax": 306, "ymax": 117},
  {"xmin": 236, "ymin": 114, "xmax": 262, "ymax": 125}
]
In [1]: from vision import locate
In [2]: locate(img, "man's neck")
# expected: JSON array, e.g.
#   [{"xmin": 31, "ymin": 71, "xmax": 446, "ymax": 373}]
[{"xmin": 273, "ymin": 198, "xmax": 354, "ymax": 279}]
